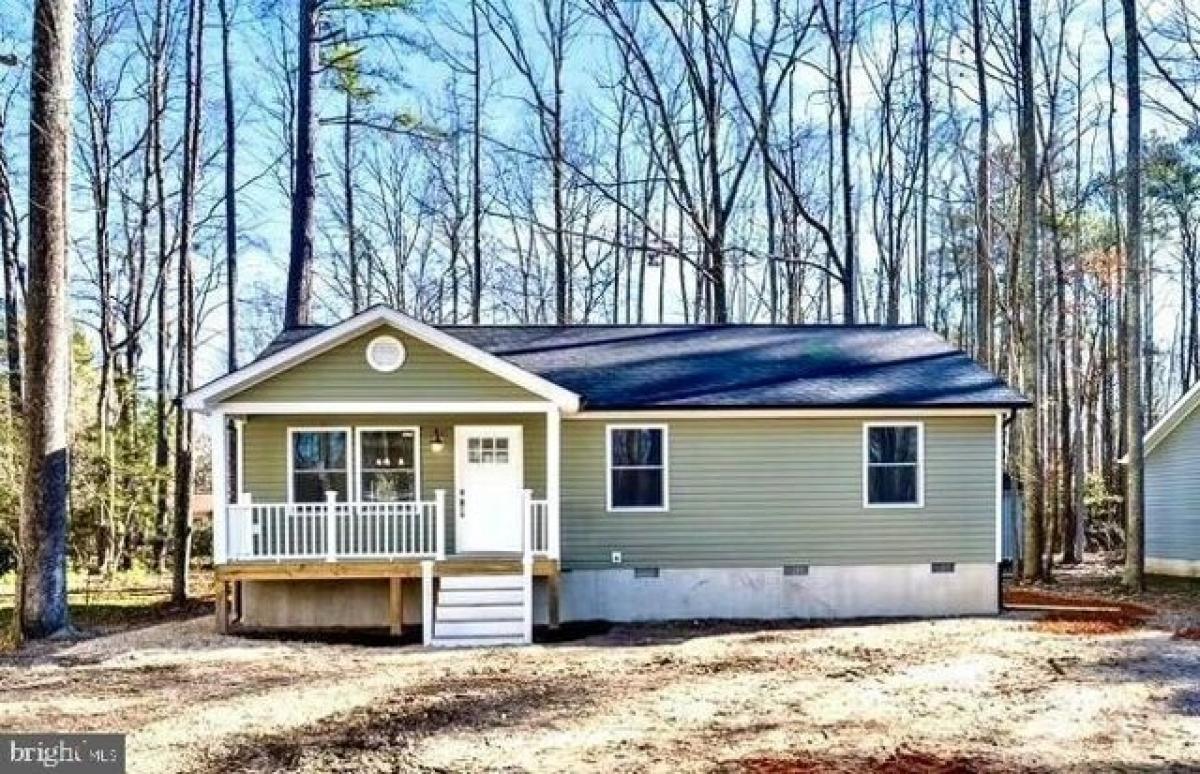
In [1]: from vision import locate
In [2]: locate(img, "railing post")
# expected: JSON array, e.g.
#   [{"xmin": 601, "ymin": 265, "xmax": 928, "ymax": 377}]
[
  {"xmin": 434, "ymin": 489, "xmax": 446, "ymax": 560},
  {"xmin": 522, "ymin": 488, "xmax": 533, "ymax": 561},
  {"xmin": 325, "ymin": 490, "xmax": 338, "ymax": 562}
]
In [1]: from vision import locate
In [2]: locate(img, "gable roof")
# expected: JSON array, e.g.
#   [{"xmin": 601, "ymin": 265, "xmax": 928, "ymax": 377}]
[
  {"xmin": 182, "ymin": 306, "xmax": 581, "ymax": 412},
  {"xmin": 199, "ymin": 308, "xmax": 1027, "ymax": 413},
  {"xmin": 1140, "ymin": 379, "xmax": 1200, "ymax": 457},
  {"xmin": 443, "ymin": 324, "xmax": 1028, "ymax": 410}
]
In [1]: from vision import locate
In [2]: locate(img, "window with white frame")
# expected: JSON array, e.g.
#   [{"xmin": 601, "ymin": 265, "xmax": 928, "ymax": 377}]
[
  {"xmin": 864, "ymin": 423, "xmax": 923, "ymax": 507},
  {"xmin": 607, "ymin": 426, "xmax": 668, "ymax": 510},
  {"xmin": 358, "ymin": 428, "xmax": 418, "ymax": 501},
  {"xmin": 290, "ymin": 429, "xmax": 349, "ymax": 502}
]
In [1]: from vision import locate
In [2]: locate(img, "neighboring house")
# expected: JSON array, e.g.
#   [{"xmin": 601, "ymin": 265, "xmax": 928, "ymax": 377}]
[
  {"xmin": 184, "ymin": 306, "xmax": 1027, "ymax": 647},
  {"xmin": 1138, "ymin": 383, "xmax": 1200, "ymax": 577}
]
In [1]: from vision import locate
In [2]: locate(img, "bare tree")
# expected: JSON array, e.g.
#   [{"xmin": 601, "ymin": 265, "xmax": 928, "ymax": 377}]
[
  {"xmin": 1018, "ymin": 0, "xmax": 1044, "ymax": 582},
  {"xmin": 1121, "ymin": 0, "xmax": 1145, "ymax": 591},
  {"xmin": 20, "ymin": 0, "xmax": 77, "ymax": 638}
]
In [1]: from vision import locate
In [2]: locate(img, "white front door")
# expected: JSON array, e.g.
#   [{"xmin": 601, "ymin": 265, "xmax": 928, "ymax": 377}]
[{"xmin": 455, "ymin": 426, "xmax": 524, "ymax": 553}]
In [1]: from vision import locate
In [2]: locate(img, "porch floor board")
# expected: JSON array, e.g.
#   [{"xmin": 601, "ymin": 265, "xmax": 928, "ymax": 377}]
[{"xmin": 214, "ymin": 557, "xmax": 559, "ymax": 582}]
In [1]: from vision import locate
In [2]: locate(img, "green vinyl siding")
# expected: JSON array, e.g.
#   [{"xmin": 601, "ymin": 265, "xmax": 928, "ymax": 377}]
[
  {"xmin": 233, "ymin": 325, "xmax": 537, "ymax": 403},
  {"xmin": 1146, "ymin": 410, "xmax": 1200, "ymax": 562},
  {"xmin": 241, "ymin": 413, "xmax": 546, "ymax": 555},
  {"xmin": 560, "ymin": 415, "xmax": 998, "ymax": 569}
]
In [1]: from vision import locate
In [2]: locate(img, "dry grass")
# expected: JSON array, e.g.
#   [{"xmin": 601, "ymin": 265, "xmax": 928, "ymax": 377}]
[
  {"xmin": 1, "ymin": 558, "xmax": 1197, "ymax": 772},
  {"xmin": 0, "ymin": 611, "xmax": 1197, "ymax": 773}
]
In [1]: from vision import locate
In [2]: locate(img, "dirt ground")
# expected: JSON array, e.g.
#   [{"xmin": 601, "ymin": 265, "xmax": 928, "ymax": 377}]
[{"xmin": 1, "ymin": 561, "xmax": 1198, "ymax": 773}]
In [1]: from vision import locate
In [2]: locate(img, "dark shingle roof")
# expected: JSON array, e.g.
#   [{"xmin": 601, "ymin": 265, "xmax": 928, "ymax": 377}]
[{"xmin": 258, "ymin": 322, "xmax": 1028, "ymax": 410}]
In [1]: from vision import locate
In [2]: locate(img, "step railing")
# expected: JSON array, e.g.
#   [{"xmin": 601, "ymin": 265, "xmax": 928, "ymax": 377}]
[
  {"xmin": 226, "ymin": 490, "xmax": 446, "ymax": 561},
  {"xmin": 523, "ymin": 490, "xmax": 550, "ymax": 558}
]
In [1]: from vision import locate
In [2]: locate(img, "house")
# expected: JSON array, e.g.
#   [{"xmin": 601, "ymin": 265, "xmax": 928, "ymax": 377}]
[
  {"xmin": 1137, "ymin": 382, "xmax": 1200, "ymax": 577},
  {"xmin": 184, "ymin": 306, "xmax": 1027, "ymax": 647}
]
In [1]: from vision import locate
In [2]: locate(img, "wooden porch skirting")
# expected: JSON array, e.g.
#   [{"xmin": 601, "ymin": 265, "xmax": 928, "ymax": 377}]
[{"xmin": 213, "ymin": 557, "xmax": 560, "ymax": 636}]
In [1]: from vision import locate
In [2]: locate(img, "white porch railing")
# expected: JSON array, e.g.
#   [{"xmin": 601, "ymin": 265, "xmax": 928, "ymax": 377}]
[
  {"xmin": 227, "ymin": 490, "xmax": 446, "ymax": 561},
  {"xmin": 523, "ymin": 490, "xmax": 550, "ymax": 557}
]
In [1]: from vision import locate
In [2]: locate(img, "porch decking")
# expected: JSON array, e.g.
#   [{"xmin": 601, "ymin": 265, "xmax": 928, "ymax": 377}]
[{"xmin": 213, "ymin": 496, "xmax": 560, "ymax": 644}]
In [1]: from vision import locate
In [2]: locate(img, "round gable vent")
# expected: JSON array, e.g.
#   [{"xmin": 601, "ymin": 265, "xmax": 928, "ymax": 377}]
[{"xmin": 366, "ymin": 335, "xmax": 406, "ymax": 372}]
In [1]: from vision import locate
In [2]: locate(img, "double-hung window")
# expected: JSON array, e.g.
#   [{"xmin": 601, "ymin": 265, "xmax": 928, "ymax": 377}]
[
  {"xmin": 358, "ymin": 428, "xmax": 419, "ymax": 502},
  {"xmin": 289, "ymin": 428, "xmax": 350, "ymax": 502},
  {"xmin": 607, "ymin": 425, "xmax": 669, "ymax": 511},
  {"xmin": 863, "ymin": 422, "xmax": 924, "ymax": 507}
]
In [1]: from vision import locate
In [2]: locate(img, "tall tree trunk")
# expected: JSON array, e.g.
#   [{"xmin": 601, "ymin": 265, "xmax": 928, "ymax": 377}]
[
  {"xmin": 1018, "ymin": 0, "xmax": 1044, "ymax": 583},
  {"xmin": 915, "ymin": 0, "xmax": 930, "ymax": 326},
  {"xmin": 343, "ymin": 90, "xmax": 359, "ymax": 313},
  {"xmin": 1121, "ymin": 0, "xmax": 1145, "ymax": 591},
  {"xmin": 220, "ymin": 0, "xmax": 238, "ymax": 370},
  {"xmin": 285, "ymin": 0, "xmax": 318, "ymax": 328},
  {"xmin": 0, "ymin": 122, "xmax": 21, "ymax": 417},
  {"xmin": 471, "ymin": 0, "xmax": 484, "ymax": 323},
  {"xmin": 151, "ymin": 0, "xmax": 170, "ymax": 574},
  {"xmin": 173, "ymin": 0, "xmax": 205, "ymax": 604},
  {"xmin": 972, "ymin": 0, "xmax": 991, "ymax": 365},
  {"xmin": 20, "ymin": 0, "xmax": 76, "ymax": 638}
]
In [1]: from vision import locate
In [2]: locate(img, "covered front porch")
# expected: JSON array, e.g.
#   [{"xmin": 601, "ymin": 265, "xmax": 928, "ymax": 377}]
[{"xmin": 206, "ymin": 402, "xmax": 563, "ymax": 645}]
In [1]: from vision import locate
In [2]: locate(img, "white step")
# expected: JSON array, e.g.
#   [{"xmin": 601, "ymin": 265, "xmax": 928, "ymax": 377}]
[
  {"xmin": 436, "ymin": 603, "xmax": 525, "ymax": 621},
  {"xmin": 437, "ymin": 588, "xmax": 523, "ymax": 606},
  {"xmin": 436, "ymin": 618, "xmax": 524, "ymax": 637},
  {"xmin": 429, "ymin": 635, "xmax": 525, "ymax": 648},
  {"xmin": 439, "ymin": 574, "xmax": 523, "ymax": 590}
]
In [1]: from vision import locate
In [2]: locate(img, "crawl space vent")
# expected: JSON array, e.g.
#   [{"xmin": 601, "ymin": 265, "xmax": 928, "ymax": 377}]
[
  {"xmin": 634, "ymin": 567, "xmax": 660, "ymax": 579},
  {"xmin": 931, "ymin": 562, "xmax": 956, "ymax": 574},
  {"xmin": 782, "ymin": 564, "xmax": 810, "ymax": 576}
]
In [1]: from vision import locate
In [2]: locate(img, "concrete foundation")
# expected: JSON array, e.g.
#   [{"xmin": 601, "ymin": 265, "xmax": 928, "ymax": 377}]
[
  {"xmin": 559, "ymin": 563, "xmax": 999, "ymax": 622},
  {"xmin": 1147, "ymin": 557, "xmax": 1200, "ymax": 578},
  {"xmin": 238, "ymin": 563, "xmax": 997, "ymax": 630}
]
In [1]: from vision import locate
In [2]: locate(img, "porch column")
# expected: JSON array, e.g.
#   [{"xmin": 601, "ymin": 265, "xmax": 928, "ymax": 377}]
[
  {"xmin": 232, "ymin": 417, "xmax": 246, "ymax": 498},
  {"xmin": 546, "ymin": 407, "xmax": 561, "ymax": 560},
  {"xmin": 209, "ymin": 410, "xmax": 228, "ymax": 565}
]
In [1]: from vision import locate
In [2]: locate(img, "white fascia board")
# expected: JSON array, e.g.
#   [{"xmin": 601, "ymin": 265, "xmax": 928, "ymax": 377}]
[
  {"xmin": 216, "ymin": 401, "xmax": 556, "ymax": 415},
  {"xmin": 183, "ymin": 307, "xmax": 580, "ymax": 414},
  {"xmin": 568, "ymin": 408, "xmax": 1009, "ymax": 420},
  {"xmin": 1139, "ymin": 380, "xmax": 1200, "ymax": 458}
]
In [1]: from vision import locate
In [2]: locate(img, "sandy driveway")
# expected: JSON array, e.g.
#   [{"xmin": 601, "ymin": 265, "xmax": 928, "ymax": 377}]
[{"xmin": 1, "ymin": 611, "xmax": 1198, "ymax": 773}]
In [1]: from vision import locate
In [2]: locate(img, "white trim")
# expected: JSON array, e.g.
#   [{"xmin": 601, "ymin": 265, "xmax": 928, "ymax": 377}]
[
  {"xmin": 572, "ymin": 408, "xmax": 1009, "ymax": 420},
  {"xmin": 994, "ymin": 413, "xmax": 1003, "ymax": 563},
  {"xmin": 233, "ymin": 417, "xmax": 246, "ymax": 498},
  {"xmin": 354, "ymin": 426, "xmax": 422, "ymax": 502},
  {"xmin": 453, "ymin": 424, "xmax": 525, "ymax": 553},
  {"xmin": 286, "ymin": 426, "xmax": 352, "ymax": 503},
  {"xmin": 862, "ymin": 421, "xmax": 925, "ymax": 509},
  {"xmin": 183, "ymin": 306, "xmax": 581, "ymax": 412},
  {"xmin": 545, "ymin": 408, "xmax": 561, "ymax": 560},
  {"xmin": 605, "ymin": 423, "xmax": 670, "ymax": 513},
  {"xmin": 210, "ymin": 411, "xmax": 228, "ymax": 565},
  {"xmin": 1137, "ymin": 379, "xmax": 1200, "ymax": 458},
  {"xmin": 365, "ymin": 334, "xmax": 407, "ymax": 373},
  {"xmin": 216, "ymin": 400, "xmax": 555, "ymax": 415}
]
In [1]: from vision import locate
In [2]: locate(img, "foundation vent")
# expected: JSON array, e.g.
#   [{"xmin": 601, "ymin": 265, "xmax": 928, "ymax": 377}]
[
  {"xmin": 782, "ymin": 564, "xmax": 809, "ymax": 576},
  {"xmin": 634, "ymin": 567, "xmax": 660, "ymax": 579},
  {"xmin": 931, "ymin": 562, "xmax": 956, "ymax": 574}
]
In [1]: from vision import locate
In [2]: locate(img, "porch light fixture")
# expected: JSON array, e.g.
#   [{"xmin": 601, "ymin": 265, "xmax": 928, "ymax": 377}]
[{"xmin": 430, "ymin": 428, "xmax": 445, "ymax": 454}]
